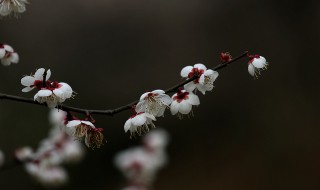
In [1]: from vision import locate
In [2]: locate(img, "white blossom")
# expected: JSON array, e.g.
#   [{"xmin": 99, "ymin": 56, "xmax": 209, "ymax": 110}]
[
  {"xmin": 25, "ymin": 163, "xmax": 68, "ymax": 187},
  {"xmin": 15, "ymin": 147, "xmax": 34, "ymax": 162},
  {"xmin": 135, "ymin": 90, "xmax": 172, "ymax": 117},
  {"xmin": 170, "ymin": 89, "xmax": 200, "ymax": 118},
  {"xmin": 21, "ymin": 68, "xmax": 73, "ymax": 108},
  {"xmin": 143, "ymin": 129, "xmax": 169, "ymax": 151},
  {"xmin": 248, "ymin": 55, "xmax": 268, "ymax": 78},
  {"xmin": 181, "ymin": 63, "xmax": 218, "ymax": 94},
  {"xmin": 0, "ymin": 0, "xmax": 28, "ymax": 16},
  {"xmin": 124, "ymin": 112, "xmax": 156, "ymax": 137},
  {"xmin": 66, "ymin": 120, "xmax": 104, "ymax": 149},
  {"xmin": 0, "ymin": 44, "xmax": 19, "ymax": 66}
]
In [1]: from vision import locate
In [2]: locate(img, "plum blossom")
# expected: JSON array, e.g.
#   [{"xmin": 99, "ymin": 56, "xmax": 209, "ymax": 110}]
[
  {"xmin": 220, "ymin": 52, "xmax": 232, "ymax": 63},
  {"xmin": 198, "ymin": 69, "xmax": 219, "ymax": 94},
  {"xmin": 114, "ymin": 129, "xmax": 169, "ymax": 188},
  {"xmin": 248, "ymin": 54, "xmax": 268, "ymax": 79},
  {"xmin": 0, "ymin": 0, "xmax": 28, "ymax": 16},
  {"xmin": 21, "ymin": 68, "xmax": 73, "ymax": 108},
  {"xmin": 124, "ymin": 112, "xmax": 156, "ymax": 137},
  {"xmin": 181, "ymin": 63, "xmax": 218, "ymax": 94},
  {"xmin": 170, "ymin": 89, "xmax": 200, "ymax": 118},
  {"xmin": 135, "ymin": 90, "xmax": 172, "ymax": 117},
  {"xmin": 0, "ymin": 43, "xmax": 19, "ymax": 66},
  {"xmin": 25, "ymin": 163, "xmax": 68, "ymax": 187},
  {"xmin": 66, "ymin": 120, "xmax": 104, "ymax": 149}
]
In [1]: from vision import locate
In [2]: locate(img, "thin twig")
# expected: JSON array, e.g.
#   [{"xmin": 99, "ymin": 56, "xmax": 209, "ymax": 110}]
[{"xmin": 0, "ymin": 51, "xmax": 248, "ymax": 116}]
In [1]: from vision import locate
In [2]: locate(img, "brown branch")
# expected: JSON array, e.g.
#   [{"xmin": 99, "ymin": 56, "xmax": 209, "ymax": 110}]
[{"xmin": 0, "ymin": 51, "xmax": 248, "ymax": 116}]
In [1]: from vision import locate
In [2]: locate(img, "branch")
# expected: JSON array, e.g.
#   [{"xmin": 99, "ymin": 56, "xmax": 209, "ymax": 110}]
[{"xmin": 0, "ymin": 51, "xmax": 248, "ymax": 116}]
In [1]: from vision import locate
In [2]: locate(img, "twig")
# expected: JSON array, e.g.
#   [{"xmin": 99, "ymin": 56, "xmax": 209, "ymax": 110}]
[{"xmin": 0, "ymin": 51, "xmax": 248, "ymax": 116}]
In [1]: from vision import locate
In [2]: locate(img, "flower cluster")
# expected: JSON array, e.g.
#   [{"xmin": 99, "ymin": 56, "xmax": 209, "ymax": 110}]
[
  {"xmin": 21, "ymin": 68, "xmax": 73, "ymax": 108},
  {"xmin": 0, "ymin": 0, "xmax": 28, "ymax": 16},
  {"xmin": 124, "ymin": 63, "xmax": 219, "ymax": 136},
  {"xmin": 0, "ymin": 43, "xmax": 19, "ymax": 66},
  {"xmin": 114, "ymin": 129, "xmax": 169, "ymax": 190},
  {"xmin": 15, "ymin": 110, "xmax": 85, "ymax": 188}
]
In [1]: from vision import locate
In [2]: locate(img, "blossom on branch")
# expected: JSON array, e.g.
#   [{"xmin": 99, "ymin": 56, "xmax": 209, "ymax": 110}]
[
  {"xmin": 0, "ymin": 43, "xmax": 19, "ymax": 66},
  {"xmin": 170, "ymin": 89, "xmax": 200, "ymax": 118},
  {"xmin": 181, "ymin": 63, "xmax": 218, "ymax": 94},
  {"xmin": 21, "ymin": 68, "xmax": 73, "ymax": 108},
  {"xmin": 0, "ymin": 0, "xmax": 28, "ymax": 16},
  {"xmin": 124, "ymin": 112, "xmax": 156, "ymax": 137},
  {"xmin": 135, "ymin": 90, "xmax": 172, "ymax": 117},
  {"xmin": 248, "ymin": 54, "xmax": 268, "ymax": 79},
  {"xmin": 66, "ymin": 120, "xmax": 104, "ymax": 149}
]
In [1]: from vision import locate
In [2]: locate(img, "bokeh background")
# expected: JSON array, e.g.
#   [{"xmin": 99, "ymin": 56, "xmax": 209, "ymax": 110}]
[{"xmin": 1, "ymin": 0, "xmax": 320, "ymax": 189}]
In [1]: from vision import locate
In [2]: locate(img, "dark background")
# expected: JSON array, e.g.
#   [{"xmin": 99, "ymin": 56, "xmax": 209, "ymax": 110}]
[{"xmin": 1, "ymin": 0, "xmax": 320, "ymax": 189}]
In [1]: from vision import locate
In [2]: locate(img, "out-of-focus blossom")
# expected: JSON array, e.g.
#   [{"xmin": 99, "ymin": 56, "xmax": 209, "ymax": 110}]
[
  {"xmin": 49, "ymin": 108, "xmax": 67, "ymax": 127},
  {"xmin": 114, "ymin": 129, "xmax": 169, "ymax": 187},
  {"xmin": 170, "ymin": 89, "xmax": 200, "ymax": 118},
  {"xmin": 21, "ymin": 68, "xmax": 73, "ymax": 108},
  {"xmin": 18, "ymin": 124, "xmax": 85, "ymax": 188},
  {"xmin": 248, "ymin": 54, "xmax": 268, "ymax": 79},
  {"xmin": 25, "ymin": 163, "xmax": 68, "ymax": 187},
  {"xmin": 0, "ymin": 0, "xmax": 28, "ymax": 16},
  {"xmin": 124, "ymin": 112, "xmax": 156, "ymax": 137},
  {"xmin": 0, "ymin": 43, "xmax": 19, "ymax": 66}
]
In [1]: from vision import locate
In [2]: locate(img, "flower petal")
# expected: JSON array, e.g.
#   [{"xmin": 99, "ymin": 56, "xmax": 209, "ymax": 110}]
[
  {"xmin": 81, "ymin": 121, "xmax": 95, "ymax": 127},
  {"xmin": 9, "ymin": 53, "xmax": 19, "ymax": 64},
  {"xmin": 3, "ymin": 44, "xmax": 13, "ymax": 52},
  {"xmin": 46, "ymin": 69, "xmax": 51, "ymax": 80},
  {"xmin": 152, "ymin": 89, "xmax": 165, "ymax": 94},
  {"xmin": 179, "ymin": 101, "xmax": 192, "ymax": 114},
  {"xmin": 180, "ymin": 66, "xmax": 193, "ymax": 77},
  {"xmin": 37, "ymin": 89, "xmax": 52, "ymax": 97},
  {"xmin": 194, "ymin": 63, "xmax": 207, "ymax": 71},
  {"xmin": 34, "ymin": 68, "xmax": 45, "ymax": 80},
  {"xmin": 21, "ymin": 76, "xmax": 35, "ymax": 86},
  {"xmin": 187, "ymin": 93, "xmax": 200, "ymax": 105},
  {"xmin": 124, "ymin": 119, "xmax": 132, "ymax": 132},
  {"xmin": 0, "ymin": 48, "xmax": 5, "ymax": 59},
  {"xmin": 66, "ymin": 120, "xmax": 82, "ymax": 128},
  {"xmin": 248, "ymin": 64, "xmax": 255, "ymax": 76},
  {"xmin": 170, "ymin": 101, "xmax": 180, "ymax": 115},
  {"xmin": 22, "ymin": 86, "xmax": 34, "ymax": 92},
  {"xmin": 1, "ymin": 58, "xmax": 11, "ymax": 66},
  {"xmin": 252, "ymin": 56, "xmax": 267, "ymax": 68},
  {"xmin": 132, "ymin": 114, "xmax": 147, "ymax": 126},
  {"xmin": 184, "ymin": 82, "xmax": 196, "ymax": 92}
]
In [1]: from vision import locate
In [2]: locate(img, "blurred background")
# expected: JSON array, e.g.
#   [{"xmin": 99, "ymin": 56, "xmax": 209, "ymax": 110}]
[{"xmin": 1, "ymin": 0, "xmax": 320, "ymax": 189}]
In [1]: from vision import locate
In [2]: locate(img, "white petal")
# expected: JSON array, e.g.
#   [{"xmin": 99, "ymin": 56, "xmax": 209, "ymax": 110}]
[
  {"xmin": 37, "ymin": 89, "xmax": 52, "ymax": 97},
  {"xmin": 22, "ymin": 86, "xmax": 34, "ymax": 92},
  {"xmin": 139, "ymin": 92, "xmax": 149, "ymax": 101},
  {"xmin": 248, "ymin": 64, "xmax": 256, "ymax": 76},
  {"xmin": 180, "ymin": 66, "xmax": 193, "ymax": 77},
  {"xmin": 184, "ymin": 82, "xmax": 196, "ymax": 92},
  {"xmin": 135, "ymin": 101, "xmax": 146, "ymax": 113},
  {"xmin": 252, "ymin": 56, "xmax": 267, "ymax": 69},
  {"xmin": 152, "ymin": 89, "xmax": 165, "ymax": 94},
  {"xmin": 211, "ymin": 70, "xmax": 219, "ymax": 81},
  {"xmin": 187, "ymin": 93, "xmax": 200, "ymax": 105},
  {"xmin": 34, "ymin": 68, "xmax": 45, "ymax": 80},
  {"xmin": 199, "ymin": 74, "xmax": 205, "ymax": 85},
  {"xmin": 9, "ymin": 53, "xmax": 19, "ymax": 64},
  {"xmin": 124, "ymin": 119, "xmax": 132, "ymax": 132},
  {"xmin": 179, "ymin": 101, "xmax": 192, "ymax": 114},
  {"xmin": 194, "ymin": 63, "xmax": 207, "ymax": 71},
  {"xmin": 81, "ymin": 121, "xmax": 95, "ymax": 127},
  {"xmin": 0, "ymin": 48, "xmax": 5, "ymax": 59},
  {"xmin": 132, "ymin": 114, "xmax": 147, "ymax": 126},
  {"xmin": 145, "ymin": 113, "xmax": 156, "ymax": 121},
  {"xmin": 46, "ymin": 69, "xmax": 51, "ymax": 80},
  {"xmin": 1, "ymin": 58, "xmax": 11, "ymax": 66},
  {"xmin": 159, "ymin": 94, "xmax": 172, "ymax": 105},
  {"xmin": 58, "ymin": 83, "xmax": 73, "ymax": 98},
  {"xmin": 170, "ymin": 101, "xmax": 180, "ymax": 115},
  {"xmin": 21, "ymin": 76, "xmax": 35, "ymax": 86},
  {"xmin": 66, "ymin": 120, "xmax": 82, "ymax": 128},
  {"xmin": 196, "ymin": 84, "xmax": 207, "ymax": 95},
  {"xmin": 53, "ymin": 89, "xmax": 64, "ymax": 99},
  {"xmin": 3, "ymin": 44, "xmax": 13, "ymax": 52}
]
